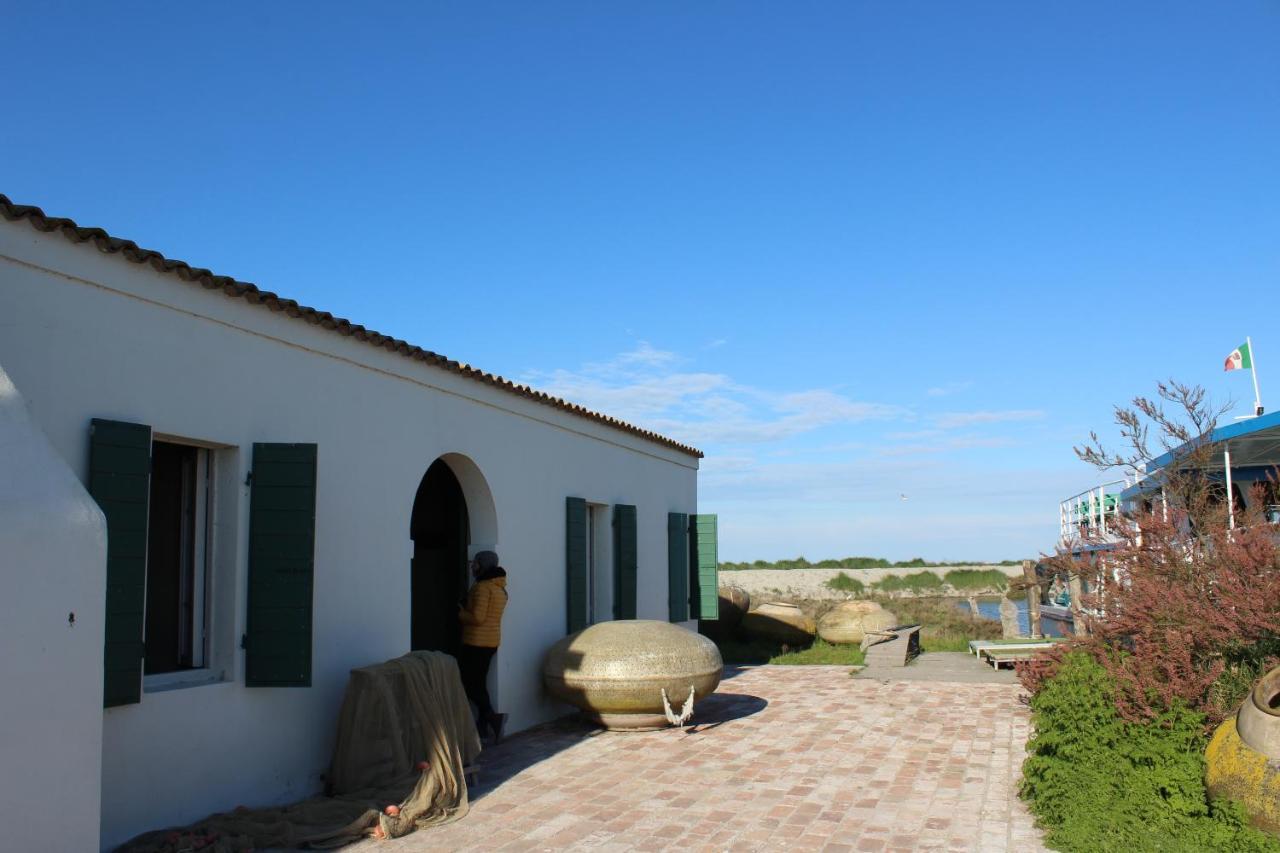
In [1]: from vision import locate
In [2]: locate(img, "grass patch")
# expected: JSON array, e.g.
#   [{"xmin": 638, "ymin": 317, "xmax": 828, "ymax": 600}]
[
  {"xmin": 874, "ymin": 571, "xmax": 944, "ymax": 594},
  {"xmin": 825, "ymin": 571, "xmax": 866, "ymax": 594},
  {"xmin": 879, "ymin": 596, "xmax": 1002, "ymax": 652},
  {"xmin": 713, "ymin": 636, "xmax": 865, "ymax": 667},
  {"xmin": 918, "ymin": 635, "xmax": 975, "ymax": 653},
  {"xmin": 943, "ymin": 568, "xmax": 1009, "ymax": 591}
]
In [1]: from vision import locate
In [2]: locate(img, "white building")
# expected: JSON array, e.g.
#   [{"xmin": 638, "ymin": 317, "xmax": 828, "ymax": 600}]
[{"xmin": 0, "ymin": 195, "xmax": 719, "ymax": 851}]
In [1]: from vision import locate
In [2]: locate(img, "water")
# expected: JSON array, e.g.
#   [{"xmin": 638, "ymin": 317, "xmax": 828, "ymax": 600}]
[{"xmin": 955, "ymin": 596, "xmax": 1030, "ymax": 635}]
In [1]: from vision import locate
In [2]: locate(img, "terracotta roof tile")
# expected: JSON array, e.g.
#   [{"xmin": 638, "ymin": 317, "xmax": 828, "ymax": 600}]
[{"xmin": 1, "ymin": 194, "xmax": 702, "ymax": 458}]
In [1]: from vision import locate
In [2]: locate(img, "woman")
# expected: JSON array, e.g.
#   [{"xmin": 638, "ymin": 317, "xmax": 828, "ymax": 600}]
[{"xmin": 457, "ymin": 550, "xmax": 508, "ymax": 741}]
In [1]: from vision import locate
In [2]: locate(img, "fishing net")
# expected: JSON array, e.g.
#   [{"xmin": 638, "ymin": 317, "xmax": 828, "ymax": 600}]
[{"xmin": 117, "ymin": 650, "xmax": 482, "ymax": 852}]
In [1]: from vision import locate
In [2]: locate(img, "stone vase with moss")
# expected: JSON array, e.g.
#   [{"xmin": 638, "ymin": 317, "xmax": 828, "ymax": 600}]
[{"xmin": 1206, "ymin": 666, "xmax": 1280, "ymax": 837}]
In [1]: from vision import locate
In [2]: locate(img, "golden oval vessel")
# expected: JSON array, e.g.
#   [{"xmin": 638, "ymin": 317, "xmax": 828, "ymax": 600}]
[
  {"xmin": 740, "ymin": 601, "xmax": 815, "ymax": 645},
  {"xmin": 817, "ymin": 601, "xmax": 899, "ymax": 645},
  {"xmin": 543, "ymin": 620, "xmax": 724, "ymax": 730}
]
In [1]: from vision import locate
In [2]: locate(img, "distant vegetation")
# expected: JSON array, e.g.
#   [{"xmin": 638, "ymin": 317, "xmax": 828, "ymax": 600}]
[
  {"xmin": 943, "ymin": 568, "xmax": 1010, "ymax": 591},
  {"xmin": 720, "ymin": 556, "xmax": 1021, "ymax": 571},
  {"xmin": 825, "ymin": 572, "xmax": 866, "ymax": 594},
  {"xmin": 875, "ymin": 571, "xmax": 945, "ymax": 594},
  {"xmin": 823, "ymin": 568, "xmax": 1009, "ymax": 596}
]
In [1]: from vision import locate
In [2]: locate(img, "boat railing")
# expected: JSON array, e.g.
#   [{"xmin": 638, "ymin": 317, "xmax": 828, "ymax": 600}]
[{"xmin": 1058, "ymin": 480, "xmax": 1128, "ymax": 548}]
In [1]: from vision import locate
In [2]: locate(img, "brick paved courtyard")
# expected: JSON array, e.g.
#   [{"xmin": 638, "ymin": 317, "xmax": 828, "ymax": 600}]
[{"xmin": 354, "ymin": 663, "xmax": 1047, "ymax": 852}]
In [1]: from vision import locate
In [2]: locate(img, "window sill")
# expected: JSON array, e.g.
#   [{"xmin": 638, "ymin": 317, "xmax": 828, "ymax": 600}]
[{"xmin": 143, "ymin": 669, "xmax": 226, "ymax": 694}]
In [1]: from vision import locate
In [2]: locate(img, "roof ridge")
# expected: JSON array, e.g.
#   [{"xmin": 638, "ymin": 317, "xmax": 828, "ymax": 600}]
[{"xmin": 0, "ymin": 193, "xmax": 702, "ymax": 458}]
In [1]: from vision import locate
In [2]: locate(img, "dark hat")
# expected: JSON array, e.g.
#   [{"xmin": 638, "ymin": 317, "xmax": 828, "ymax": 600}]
[{"xmin": 473, "ymin": 550, "xmax": 500, "ymax": 570}]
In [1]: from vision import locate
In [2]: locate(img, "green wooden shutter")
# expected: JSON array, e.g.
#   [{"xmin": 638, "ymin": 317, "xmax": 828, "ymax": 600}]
[
  {"xmin": 565, "ymin": 497, "xmax": 589, "ymax": 634},
  {"xmin": 693, "ymin": 514, "xmax": 719, "ymax": 620},
  {"xmin": 613, "ymin": 504, "xmax": 638, "ymax": 619},
  {"xmin": 245, "ymin": 443, "xmax": 317, "ymax": 687},
  {"xmin": 89, "ymin": 418, "xmax": 152, "ymax": 708},
  {"xmin": 667, "ymin": 512, "xmax": 690, "ymax": 622}
]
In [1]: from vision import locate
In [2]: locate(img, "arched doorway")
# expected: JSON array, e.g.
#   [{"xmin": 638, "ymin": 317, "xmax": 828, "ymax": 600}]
[{"xmin": 410, "ymin": 460, "xmax": 470, "ymax": 654}]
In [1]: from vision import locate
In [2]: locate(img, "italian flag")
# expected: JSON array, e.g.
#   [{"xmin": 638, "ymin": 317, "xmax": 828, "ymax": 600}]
[{"xmin": 1225, "ymin": 341, "xmax": 1253, "ymax": 371}]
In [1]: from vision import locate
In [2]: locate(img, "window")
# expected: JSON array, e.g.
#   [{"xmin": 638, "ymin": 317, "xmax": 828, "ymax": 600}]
[
  {"xmin": 144, "ymin": 441, "xmax": 211, "ymax": 676},
  {"xmin": 91, "ymin": 418, "xmax": 247, "ymax": 705}
]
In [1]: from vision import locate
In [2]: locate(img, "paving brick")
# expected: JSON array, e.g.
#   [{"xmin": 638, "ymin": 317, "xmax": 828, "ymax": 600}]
[{"xmin": 347, "ymin": 665, "xmax": 1047, "ymax": 852}]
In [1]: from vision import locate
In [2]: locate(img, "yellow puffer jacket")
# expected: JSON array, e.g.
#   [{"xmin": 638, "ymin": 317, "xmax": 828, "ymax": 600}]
[{"xmin": 459, "ymin": 575, "xmax": 507, "ymax": 648}]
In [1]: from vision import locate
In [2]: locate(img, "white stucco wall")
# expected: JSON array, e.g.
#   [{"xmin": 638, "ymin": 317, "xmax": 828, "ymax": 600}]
[
  {"xmin": 0, "ymin": 360, "xmax": 108, "ymax": 853},
  {"xmin": 0, "ymin": 223, "xmax": 701, "ymax": 850}
]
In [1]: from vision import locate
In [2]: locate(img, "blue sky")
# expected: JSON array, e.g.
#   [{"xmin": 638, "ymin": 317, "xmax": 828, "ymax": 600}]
[{"xmin": 5, "ymin": 3, "xmax": 1278, "ymax": 561}]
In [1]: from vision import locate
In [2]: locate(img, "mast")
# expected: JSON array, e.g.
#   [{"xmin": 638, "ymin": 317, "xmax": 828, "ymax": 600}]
[{"xmin": 1248, "ymin": 336, "xmax": 1263, "ymax": 415}]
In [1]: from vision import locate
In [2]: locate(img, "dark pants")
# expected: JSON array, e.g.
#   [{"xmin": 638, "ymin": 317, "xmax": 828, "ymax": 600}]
[{"xmin": 457, "ymin": 644, "xmax": 497, "ymax": 720}]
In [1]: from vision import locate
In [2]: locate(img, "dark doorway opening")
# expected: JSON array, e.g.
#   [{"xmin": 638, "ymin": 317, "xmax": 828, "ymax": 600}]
[
  {"xmin": 411, "ymin": 459, "xmax": 470, "ymax": 655},
  {"xmin": 145, "ymin": 440, "xmax": 203, "ymax": 675}
]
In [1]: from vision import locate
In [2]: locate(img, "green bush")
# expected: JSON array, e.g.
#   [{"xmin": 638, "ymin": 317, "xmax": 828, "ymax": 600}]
[
  {"xmin": 874, "ymin": 571, "xmax": 944, "ymax": 594},
  {"xmin": 825, "ymin": 572, "xmax": 865, "ymax": 594},
  {"xmin": 943, "ymin": 569, "xmax": 1009, "ymax": 591},
  {"xmin": 1021, "ymin": 652, "xmax": 1279, "ymax": 852}
]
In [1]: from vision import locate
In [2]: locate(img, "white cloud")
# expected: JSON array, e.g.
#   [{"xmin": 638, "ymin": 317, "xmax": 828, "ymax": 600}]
[
  {"xmin": 926, "ymin": 380, "xmax": 973, "ymax": 397},
  {"xmin": 613, "ymin": 341, "xmax": 679, "ymax": 369},
  {"xmin": 525, "ymin": 345, "xmax": 902, "ymax": 447},
  {"xmin": 522, "ymin": 345, "xmax": 1073, "ymax": 562},
  {"xmin": 934, "ymin": 409, "xmax": 1045, "ymax": 429},
  {"xmin": 877, "ymin": 435, "xmax": 1019, "ymax": 457},
  {"xmin": 885, "ymin": 428, "xmax": 946, "ymax": 441}
]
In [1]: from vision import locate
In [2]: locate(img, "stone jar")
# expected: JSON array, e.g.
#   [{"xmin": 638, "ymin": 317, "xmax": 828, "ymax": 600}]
[
  {"xmin": 740, "ymin": 602, "xmax": 815, "ymax": 645},
  {"xmin": 1206, "ymin": 665, "xmax": 1280, "ymax": 836},
  {"xmin": 543, "ymin": 620, "xmax": 723, "ymax": 730},
  {"xmin": 1238, "ymin": 666, "xmax": 1280, "ymax": 759},
  {"xmin": 816, "ymin": 601, "xmax": 898, "ymax": 645},
  {"xmin": 700, "ymin": 585, "xmax": 751, "ymax": 640}
]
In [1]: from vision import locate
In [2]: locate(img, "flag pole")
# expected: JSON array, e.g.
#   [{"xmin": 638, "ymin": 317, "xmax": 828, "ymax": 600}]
[{"xmin": 1248, "ymin": 336, "xmax": 1263, "ymax": 415}]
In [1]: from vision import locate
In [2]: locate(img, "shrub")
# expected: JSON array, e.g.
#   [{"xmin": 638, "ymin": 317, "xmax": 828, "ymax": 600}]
[
  {"xmin": 1026, "ymin": 381, "xmax": 1280, "ymax": 727},
  {"xmin": 1024, "ymin": 487, "xmax": 1280, "ymax": 728},
  {"xmin": 874, "ymin": 571, "xmax": 943, "ymax": 594},
  {"xmin": 825, "ymin": 572, "xmax": 865, "ymax": 594},
  {"xmin": 1021, "ymin": 653, "xmax": 1278, "ymax": 852},
  {"xmin": 943, "ymin": 568, "xmax": 1009, "ymax": 591}
]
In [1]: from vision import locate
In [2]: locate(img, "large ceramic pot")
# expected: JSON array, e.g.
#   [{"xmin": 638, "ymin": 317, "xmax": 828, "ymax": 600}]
[
  {"xmin": 740, "ymin": 602, "xmax": 815, "ymax": 645},
  {"xmin": 543, "ymin": 620, "xmax": 723, "ymax": 730},
  {"xmin": 1237, "ymin": 666, "xmax": 1280, "ymax": 759},
  {"xmin": 700, "ymin": 586, "xmax": 751, "ymax": 640},
  {"xmin": 1206, "ymin": 721, "xmax": 1280, "ymax": 837},
  {"xmin": 1206, "ymin": 665, "xmax": 1280, "ymax": 837},
  {"xmin": 817, "ymin": 601, "xmax": 899, "ymax": 645}
]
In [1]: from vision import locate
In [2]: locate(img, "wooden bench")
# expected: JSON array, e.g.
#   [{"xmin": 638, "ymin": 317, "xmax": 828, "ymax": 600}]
[
  {"xmin": 979, "ymin": 647, "xmax": 1044, "ymax": 669},
  {"xmin": 968, "ymin": 640, "xmax": 1055, "ymax": 657}
]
